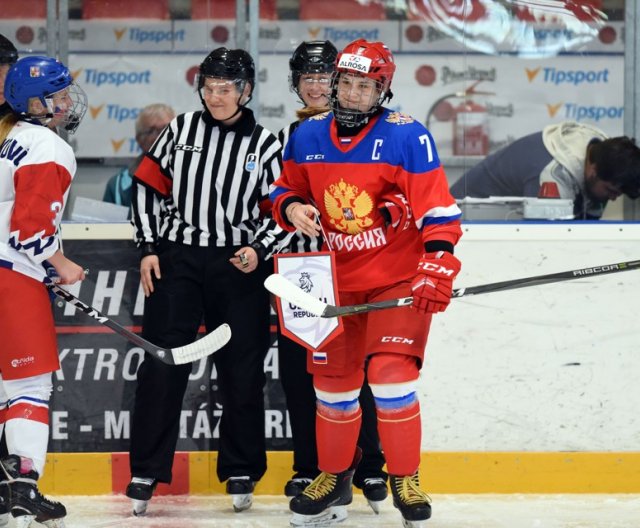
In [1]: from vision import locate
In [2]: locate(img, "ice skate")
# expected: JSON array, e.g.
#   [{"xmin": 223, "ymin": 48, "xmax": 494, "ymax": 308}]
[
  {"xmin": 289, "ymin": 449, "xmax": 361, "ymax": 527},
  {"xmin": 125, "ymin": 477, "xmax": 157, "ymax": 516},
  {"xmin": 0, "ymin": 456, "xmax": 66, "ymax": 528},
  {"xmin": 361, "ymin": 477, "xmax": 388, "ymax": 514},
  {"xmin": 284, "ymin": 477, "xmax": 313, "ymax": 498},
  {"xmin": 226, "ymin": 476, "xmax": 255, "ymax": 512},
  {"xmin": 390, "ymin": 473, "xmax": 431, "ymax": 528}
]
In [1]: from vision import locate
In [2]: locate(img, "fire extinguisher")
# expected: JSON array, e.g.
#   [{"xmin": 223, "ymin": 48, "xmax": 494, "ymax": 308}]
[{"xmin": 453, "ymin": 81, "xmax": 490, "ymax": 156}]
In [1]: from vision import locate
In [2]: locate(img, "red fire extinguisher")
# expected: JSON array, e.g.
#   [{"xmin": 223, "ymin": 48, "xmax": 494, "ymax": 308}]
[{"xmin": 453, "ymin": 81, "xmax": 490, "ymax": 156}]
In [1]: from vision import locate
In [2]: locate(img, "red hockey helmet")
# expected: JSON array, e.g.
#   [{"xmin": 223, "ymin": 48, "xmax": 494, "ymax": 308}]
[{"xmin": 330, "ymin": 39, "xmax": 396, "ymax": 126}]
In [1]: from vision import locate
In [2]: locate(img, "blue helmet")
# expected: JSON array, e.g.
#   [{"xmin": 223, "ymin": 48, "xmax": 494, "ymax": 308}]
[{"xmin": 4, "ymin": 55, "xmax": 87, "ymax": 133}]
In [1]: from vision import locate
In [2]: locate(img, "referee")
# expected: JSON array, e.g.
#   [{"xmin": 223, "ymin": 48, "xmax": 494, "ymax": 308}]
[{"xmin": 127, "ymin": 48, "xmax": 290, "ymax": 515}]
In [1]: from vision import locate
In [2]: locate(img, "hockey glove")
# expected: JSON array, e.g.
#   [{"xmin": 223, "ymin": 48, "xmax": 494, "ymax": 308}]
[
  {"xmin": 378, "ymin": 192, "xmax": 413, "ymax": 235},
  {"xmin": 411, "ymin": 251, "xmax": 461, "ymax": 314}
]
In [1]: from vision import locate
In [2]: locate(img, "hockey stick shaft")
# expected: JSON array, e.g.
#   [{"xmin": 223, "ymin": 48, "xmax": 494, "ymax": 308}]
[
  {"xmin": 50, "ymin": 284, "xmax": 231, "ymax": 364},
  {"xmin": 265, "ymin": 259, "xmax": 640, "ymax": 317}
]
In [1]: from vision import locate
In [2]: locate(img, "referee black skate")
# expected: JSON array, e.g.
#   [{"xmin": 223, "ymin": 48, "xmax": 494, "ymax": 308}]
[{"xmin": 126, "ymin": 47, "xmax": 291, "ymax": 516}]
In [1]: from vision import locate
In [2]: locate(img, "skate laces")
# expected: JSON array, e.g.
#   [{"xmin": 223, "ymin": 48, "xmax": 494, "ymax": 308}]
[
  {"xmin": 393, "ymin": 474, "xmax": 431, "ymax": 505},
  {"xmin": 301, "ymin": 472, "xmax": 337, "ymax": 500}
]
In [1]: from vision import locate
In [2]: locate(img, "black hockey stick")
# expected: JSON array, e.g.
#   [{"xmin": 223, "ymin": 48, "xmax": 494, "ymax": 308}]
[
  {"xmin": 49, "ymin": 284, "xmax": 231, "ymax": 364},
  {"xmin": 265, "ymin": 259, "xmax": 640, "ymax": 318}
]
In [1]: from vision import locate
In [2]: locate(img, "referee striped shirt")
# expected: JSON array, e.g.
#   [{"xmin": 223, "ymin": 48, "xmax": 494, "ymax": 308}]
[
  {"xmin": 132, "ymin": 108, "xmax": 290, "ymax": 257},
  {"xmin": 278, "ymin": 121, "xmax": 322, "ymax": 253}
]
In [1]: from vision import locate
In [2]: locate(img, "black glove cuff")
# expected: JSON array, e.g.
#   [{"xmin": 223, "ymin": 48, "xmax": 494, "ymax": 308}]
[
  {"xmin": 424, "ymin": 240, "xmax": 454, "ymax": 254},
  {"xmin": 251, "ymin": 241, "xmax": 267, "ymax": 261},
  {"xmin": 140, "ymin": 242, "xmax": 157, "ymax": 259}
]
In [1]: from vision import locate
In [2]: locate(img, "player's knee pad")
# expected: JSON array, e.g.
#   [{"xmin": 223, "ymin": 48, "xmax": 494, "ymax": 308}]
[
  {"xmin": 367, "ymin": 353, "xmax": 419, "ymax": 413},
  {"xmin": 313, "ymin": 370, "xmax": 363, "ymax": 420}
]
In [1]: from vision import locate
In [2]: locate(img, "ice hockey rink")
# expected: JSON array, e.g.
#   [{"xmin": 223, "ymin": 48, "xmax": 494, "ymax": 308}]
[{"xmin": 49, "ymin": 493, "xmax": 640, "ymax": 527}]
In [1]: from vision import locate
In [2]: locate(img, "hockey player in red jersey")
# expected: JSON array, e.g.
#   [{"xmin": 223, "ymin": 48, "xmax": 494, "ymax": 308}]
[
  {"xmin": 0, "ymin": 55, "xmax": 88, "ymax": 527},
  {"xmin": 270, "ymin": 39, "xmax": 462, "ymax": 527}
]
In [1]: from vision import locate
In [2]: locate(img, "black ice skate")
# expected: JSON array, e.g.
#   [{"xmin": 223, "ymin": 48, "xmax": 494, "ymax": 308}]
[
  {"xmin": 125, "ymin": 477, "xmax": 157, "ymax": 516},
  {"xmin": 226, "ymin": 476, "xmax": 255, "ymax": 512},
  {"xmin": 361, "ymin": 477, "xmax": 388, "ymax": 514},
  {"xmin": 285, "ymin": 476, "xmax": 314, "ymax": 498},
  {"xmin": 0, "ymin": 455, "xmax": 66, "ymax": 528},
  {"xmin": 390, "ymin": 473, "xmax": 432, "ymax": 528},
  {"xmin": 289, "ymin": 448, "xmax": 361, "ymax": 527}
]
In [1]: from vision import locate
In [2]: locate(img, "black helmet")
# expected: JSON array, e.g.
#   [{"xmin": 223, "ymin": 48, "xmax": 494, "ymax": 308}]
[
  {"xmin": 198, "ymin": 47, "xmax": 255, "ymax": 92},
  {"xmin": 289, "ymin": 40, "xmax": 337, "ymax": 93},
  {"xmin": 0, "ymin": 34, "xmax": 18, "ymax": 65}
]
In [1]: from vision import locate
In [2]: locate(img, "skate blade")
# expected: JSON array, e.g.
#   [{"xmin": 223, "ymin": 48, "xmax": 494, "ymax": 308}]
[
  {"xmin": 232, "ymin": 494, "xmax": 253, "ymax": 513},
  {"xmin": 290, "ymin": 505, "xmax": 348, "ymax": 527},
  {"xmin": 131, "ymin": 499, "xmax": 149, "ymax": 516},
  {"xmin": 401, "ymin": 519, "xmax": 427, "ymax": 528},
  {"xmin": 366, "ymin": 499, "xmax": 385, "ymax": 514}
]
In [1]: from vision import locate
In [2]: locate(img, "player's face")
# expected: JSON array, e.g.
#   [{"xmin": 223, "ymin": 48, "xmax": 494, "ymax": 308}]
[
  {"xmin": 298, "ymin": 73, "xmax": 331, "ymax": 108},
  {"xmin": 29, "ymin": 87, "xmax": 73, "ymax": 129},
  {"xmin": 201, "ymin": 77, "xmax": 248, "ymax": 124},
  {"xmin": 336, "ymin": 73, "xmax": 380, "ymax": 113}
]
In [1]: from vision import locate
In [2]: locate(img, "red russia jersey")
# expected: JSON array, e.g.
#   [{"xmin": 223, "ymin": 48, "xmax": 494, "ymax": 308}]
[
  {"xmin": 270, "ymin": 109, "xmax": 462, "ymax": 291},
  {"xmin": 0, "ymin": 121, "xmax": 75, "ymax": 282}
]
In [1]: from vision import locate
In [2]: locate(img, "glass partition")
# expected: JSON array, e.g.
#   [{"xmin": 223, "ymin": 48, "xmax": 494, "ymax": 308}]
[{"xmin": 0, "ymin": 0, "xmax": 630, "ymax": 221}]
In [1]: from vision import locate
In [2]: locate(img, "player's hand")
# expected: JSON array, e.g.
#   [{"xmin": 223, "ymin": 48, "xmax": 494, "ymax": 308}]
[
  {"xmin": 140, "ymin": 255, "xmax": 161, "ymax": 297},
  {"xmin": 286, "ymin": 202, "xmax": 321, "ymax": 238},
  {"xmin": 378, "ymin": 192, "xmax": 412, "ymax": 235},
  {"xmin": 230, "ymin": 246, "xmax": 258, "ymax": 273},
  {"xmin": 47, "ymin": 251, "xmax": 86, "ymax": 285},
  {"xmin": 411, "ymin": 251, "xmax": 461, "ymax": 314}
]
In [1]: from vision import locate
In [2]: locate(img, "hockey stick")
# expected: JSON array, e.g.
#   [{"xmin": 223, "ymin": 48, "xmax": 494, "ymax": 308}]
[
  {"xmin": 265, "ymin": 259, "xmax": 640, "ymax": 318},
  {"xmin": 49, "ymin": 284, "xmax": 231, "ymax": 365}
]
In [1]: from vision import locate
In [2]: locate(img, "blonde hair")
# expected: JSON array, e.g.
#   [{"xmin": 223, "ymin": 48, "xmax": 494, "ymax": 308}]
[
  {"xmin": 0, "ymin": 113, "xmax": 18, "ymax": 145},
  {"xmin": 296, "ymin": 105, "xmax": 329, "ymax": 122}
]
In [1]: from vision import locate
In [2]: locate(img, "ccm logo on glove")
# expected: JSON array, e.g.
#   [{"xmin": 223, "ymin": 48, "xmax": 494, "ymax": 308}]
[{"xmin": 411, "ymin": 251, "xmax": 461, "ymax": 314}]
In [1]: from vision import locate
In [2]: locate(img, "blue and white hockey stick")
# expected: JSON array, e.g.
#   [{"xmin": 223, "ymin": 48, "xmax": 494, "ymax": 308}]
[{"xmin": 265, "ymin": 259, "xmax": 640, "ymax": 318}]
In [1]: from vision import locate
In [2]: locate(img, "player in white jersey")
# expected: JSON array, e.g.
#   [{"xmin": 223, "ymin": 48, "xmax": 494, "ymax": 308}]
[{"xmin": 0, "ymin": 55, "xmax": 87, "ymax": 527}]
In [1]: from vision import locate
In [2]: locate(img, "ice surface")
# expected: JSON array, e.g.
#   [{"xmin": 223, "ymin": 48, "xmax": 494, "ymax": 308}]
[{"xmin": 36, "ymin": 494, "xmax": 640, "ymax": 528}]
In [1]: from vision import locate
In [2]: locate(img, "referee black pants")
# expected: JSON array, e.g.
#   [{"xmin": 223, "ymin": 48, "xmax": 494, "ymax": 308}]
[{"xmin": 129, "ymin": 240, "xmax": 271, "ymax": 484}]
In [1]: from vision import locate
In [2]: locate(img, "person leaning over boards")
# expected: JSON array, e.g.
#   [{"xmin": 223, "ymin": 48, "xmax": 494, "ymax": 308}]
[
  {"xmin": 126, "ymin": 47, "xmax": 291, "ymax": 517},
  {"xmin": 0, "ymin": 55, "xmax": 88, "ymax": 527},
  {"xmin": 103, "ymin": 103, "xmax": 175, "ymax": 211},
  {"xmin": 271, "ymin": 39, "xmax": 462, "ymax": 527},
  {"xmin": 450, "ymin": 121, "xmax": 640, "ymax": 219},
  {"xmin": 0, "ymin": 34, "xmax": 18, "ymax": 118},
  {"xmin": 277, "ymin": 39, "xmax": 390, "ymax": 513}
]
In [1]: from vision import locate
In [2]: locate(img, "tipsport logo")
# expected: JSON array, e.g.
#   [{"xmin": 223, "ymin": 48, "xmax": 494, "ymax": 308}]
[
  {"xmin": 113, "ymin": 27, "xmax": 186, "ymax": 44},
  {"xmin": 81, "ymin": 68, "xmax": 152, "ymax": 88},
  {"xmin": 545, "ymin": 102, "xmax": 623, "ymax": 122},
  {"xmin": 525, "ymin": 67, "xmax": 610, "ymax": 86}
]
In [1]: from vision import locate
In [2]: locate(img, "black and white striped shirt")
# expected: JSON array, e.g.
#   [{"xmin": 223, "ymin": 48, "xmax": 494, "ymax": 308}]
[
  {"xmin": 132, "ymin": 108, "xmax": 290, "ymax": 257},
  {"xmin": 278, "ymin": 121, "xmax": 322, "ymax": 253}
]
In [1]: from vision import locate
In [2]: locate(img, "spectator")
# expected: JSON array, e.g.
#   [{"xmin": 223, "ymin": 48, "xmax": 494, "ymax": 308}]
[
  {"xmin": 277, "ymin": 40, "xmax": 389, "ymax": 512},
  {"xmin": 450, "ymin": 121, "xmax": 640, "ymax": 219},
  {"xmin": 271, "ymin": 39, "xmax": 462, "ymax": 526},
  {"xmin": 0, "ymin": 34, "xmax": 17, "ymax": 118},
  {"xmin": 126, "ymin": 47, "xmax": 290, "ymax": 516},
  {"xmin": 0, "ymin": 55, "xmax": 87, "ymax": 527},
  {"xmin": 103, "ymin": 103, "xmax": 175, "ymax": 210}
]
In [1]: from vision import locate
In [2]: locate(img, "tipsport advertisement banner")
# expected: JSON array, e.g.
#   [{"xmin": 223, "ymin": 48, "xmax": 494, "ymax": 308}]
[
  {"xmin": 48, "ymin": 240, "xmax": 290, "ymax": 453},
  {"xmin": 66, "ymin": 52, "xmax": 623, "ymax": 160}
]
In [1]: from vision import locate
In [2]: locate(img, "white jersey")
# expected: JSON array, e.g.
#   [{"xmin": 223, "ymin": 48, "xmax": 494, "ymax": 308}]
[{"xmin": 0, "ymin": 121, "xmax": 76, "ymax": 282}]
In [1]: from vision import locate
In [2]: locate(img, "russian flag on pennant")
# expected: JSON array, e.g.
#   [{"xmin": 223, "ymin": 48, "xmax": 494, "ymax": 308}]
[{"xmin": 312, "ymin": 351, "xmax": 328, "ymax": 364}]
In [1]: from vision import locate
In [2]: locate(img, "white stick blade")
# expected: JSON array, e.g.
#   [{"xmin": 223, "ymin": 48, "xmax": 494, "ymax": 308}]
[
  {"xmin": 264, "ymin": 274, "xmax": 328, "ymax": 317},
  {"xmin": 170, "ymin": 323, "xmax": 232, "ymax": 364}
]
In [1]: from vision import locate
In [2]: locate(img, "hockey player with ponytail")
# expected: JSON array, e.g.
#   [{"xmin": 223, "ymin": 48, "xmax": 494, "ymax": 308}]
[
  {"xmin": 0, "ymin": 55, "xmax": 88, "ymax": 527},
  {"xmin": 271, "ymin": 39, "xmax": 462, "ymax": 527}
]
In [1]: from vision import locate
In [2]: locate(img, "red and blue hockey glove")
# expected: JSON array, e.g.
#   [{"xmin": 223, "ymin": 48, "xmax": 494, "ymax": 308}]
[
  {"xmin": 411, "ymin": 251, "xmax": 461, "ymax": 314},
  {"xmin": 378, "ymin": 193, "xmax": 413, "ymax": 235}
]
